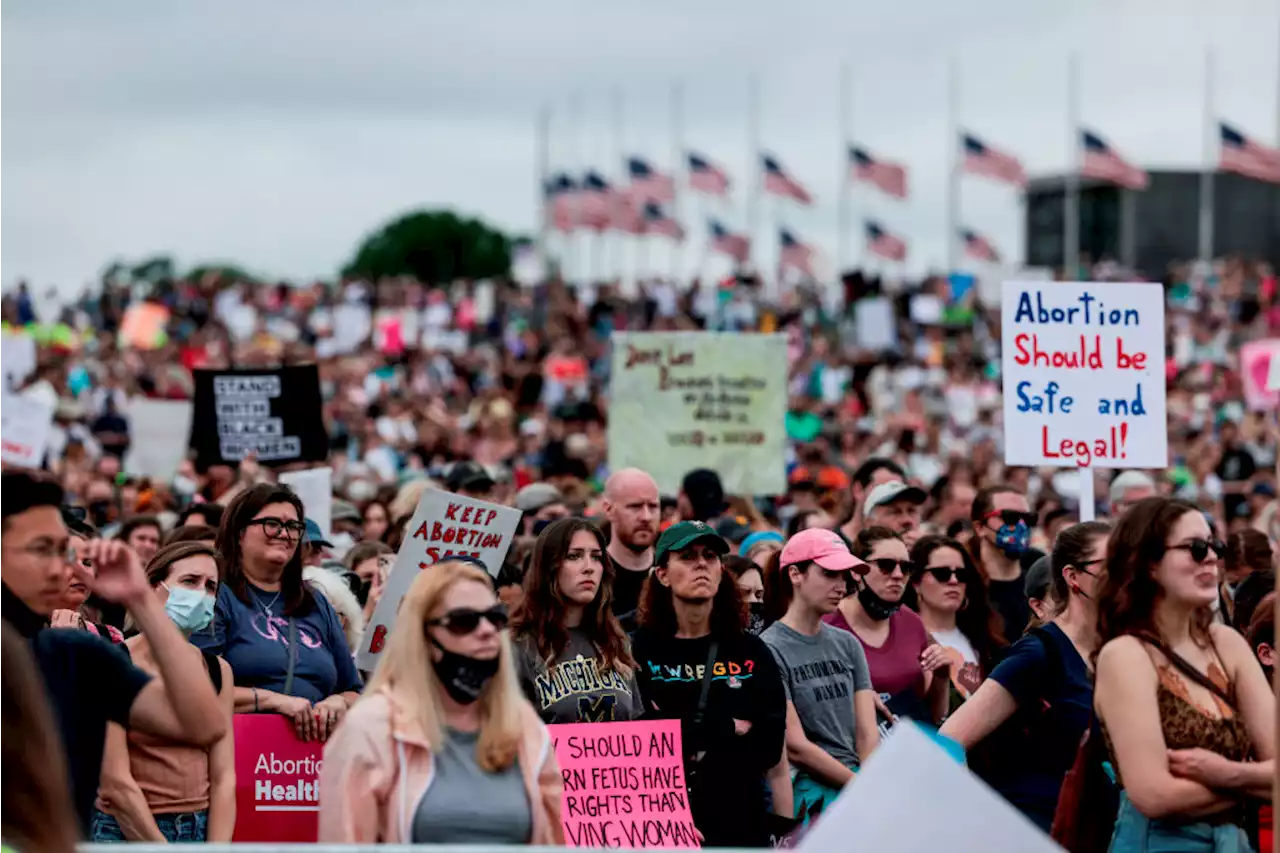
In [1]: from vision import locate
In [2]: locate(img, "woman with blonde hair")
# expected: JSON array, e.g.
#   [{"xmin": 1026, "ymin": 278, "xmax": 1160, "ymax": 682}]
[{"xmin": 319, "ymin": 560, "xmax": 563, "ymax": 845}]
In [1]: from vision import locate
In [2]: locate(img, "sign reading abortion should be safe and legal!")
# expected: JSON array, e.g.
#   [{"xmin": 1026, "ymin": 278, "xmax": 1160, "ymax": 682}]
[
  {"xmin": 608, "ymin": 332, "xmax": 787, "ymax": 496},
  {"xmin": 1001, "ymin": 281, "xmax": 1166, "ymax": 469},
  {"xmin": 357, "ymin": 488, "xmax": 521, "ymax": 670},
  {"xmin": 548, "ymin": 720, "xmax": 700, "ymax": 849},
  {"xmin": 232, "ymin": 714, "xmax": 322, "ymax": 843}
]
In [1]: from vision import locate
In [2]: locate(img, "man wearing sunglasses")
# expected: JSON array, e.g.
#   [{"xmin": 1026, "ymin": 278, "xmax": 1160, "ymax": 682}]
[{"xmin": 971, "ymin": 485, "xmax": 1037, "ymax": 638}]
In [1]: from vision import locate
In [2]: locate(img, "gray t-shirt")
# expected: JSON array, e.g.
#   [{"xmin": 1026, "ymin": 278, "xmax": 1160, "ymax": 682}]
[
  {"xmin": 514, "ymin": 627, "xmax": 645, "ymax": 724},
  {"xmin": 761, "ymin": 620, "xmax": 873, "ymax": 771},
  {"xmin": 410, "ymin": 728, "xmax": 531, "ymax": 844}
]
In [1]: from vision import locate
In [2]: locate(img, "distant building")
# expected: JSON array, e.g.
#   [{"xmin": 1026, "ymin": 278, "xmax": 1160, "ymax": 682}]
[{"xmin": 1024, "ymin": 170, "xmax": 1280, "ymax": 276}]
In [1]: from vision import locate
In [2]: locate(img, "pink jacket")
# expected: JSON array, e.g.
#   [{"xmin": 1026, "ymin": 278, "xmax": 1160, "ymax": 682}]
[{"xmin": 318, "ymin": 685, "xmax": 564, "ymax": 845}]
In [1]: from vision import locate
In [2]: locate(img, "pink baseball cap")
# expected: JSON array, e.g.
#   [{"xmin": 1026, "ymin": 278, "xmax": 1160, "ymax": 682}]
[{"xmin": 780, "ymin": 528, "xmax": 866, "ymax": 573}]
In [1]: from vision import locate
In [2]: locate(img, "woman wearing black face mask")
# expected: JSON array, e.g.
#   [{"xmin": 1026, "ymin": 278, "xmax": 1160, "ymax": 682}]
[
  {"xmin": 823, "ymin": 527, "xmax": 951, "ymax": 727},
  {"xmin": 319, "ymin": 560, "xmax": 563, "ymax": 845},
  {"xmin": 725, "ymin": 556, "xmax": 766, "ymax": 635}
]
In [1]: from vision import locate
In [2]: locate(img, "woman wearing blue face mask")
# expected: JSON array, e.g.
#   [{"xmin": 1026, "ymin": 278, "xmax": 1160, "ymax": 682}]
[{"xmin": 91, "ymin": 542, "xmax": 236, "ymax": 844}]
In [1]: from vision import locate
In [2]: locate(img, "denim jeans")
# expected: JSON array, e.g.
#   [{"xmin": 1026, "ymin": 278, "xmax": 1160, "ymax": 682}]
[
  {"xmin": 1109, "ymin": 794, "xmax": 1252, "ymax": 853},
  {"xmin": 90, "ymin": 809, "xmax": 208, "ymax": 844}
]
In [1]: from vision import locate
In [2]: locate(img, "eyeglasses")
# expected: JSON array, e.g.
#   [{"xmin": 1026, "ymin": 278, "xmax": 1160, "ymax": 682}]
[
  {"xmin": 923, "ymin": 566, "xmax": 969, "ymax": 583},
  {"xmin": 426, "ymin": 605, "xmax": 510, "ymax": 635},
  {"xmin": 1169, "ymin": 538, "xmax": 1225, "ymax": 564},
  {"xmin": 1071, "ymin": 558, "xmax": 1103, "ymax": 577},
  {"xmin": 6, "ymin": 541, "xmax": 76, "ymax": 563},
  {"xmin": 247, "ymin": 517, "xmax": 306, "ymax": 539},
  {"xmin": 868, "ymin": 558, "xmax": 916, "ymax": 576},
  {"xmin": 984, "ymin": 510, "xmax": 1037, "ymax": 528}
]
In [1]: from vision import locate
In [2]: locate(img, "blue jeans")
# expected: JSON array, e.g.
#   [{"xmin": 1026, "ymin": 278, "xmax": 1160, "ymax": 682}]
[
  {"xmin": 91, "ymin": 809, "xmax": 208, "ymax": 843},
  {"xmin": 1110, "ymin": 793, "xmax": 1252, "ymax": 853}
]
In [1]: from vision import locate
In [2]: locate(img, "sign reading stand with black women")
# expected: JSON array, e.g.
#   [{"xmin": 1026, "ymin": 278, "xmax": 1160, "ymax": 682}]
[{"xmin": 189, "ymin": 366, "xmax": 328, "ymax": 468}]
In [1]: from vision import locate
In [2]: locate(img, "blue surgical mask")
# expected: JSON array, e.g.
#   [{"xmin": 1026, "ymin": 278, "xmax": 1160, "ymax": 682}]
[
  {"xmin": 163, "ymin": 584, "xmax": 215, "ymax": 634},
  {"xmin": 995, "ymin": 520, "xmax": 1031, "ymax": 558}
]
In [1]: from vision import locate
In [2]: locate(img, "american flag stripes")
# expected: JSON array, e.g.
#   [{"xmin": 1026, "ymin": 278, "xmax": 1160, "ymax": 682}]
[
  {"xmin": 708, "ymin": 220, "xmax": 751, "ymax": 263},
  {"xmin": 543, "ymin": 173, "xmax": 578, "ymax": 232},
  {"xmin": 1080, "ymin": 130, "xmax": 1149, "ymax": 190},
  {"xmin": 848, "ymin": 146, "xmax": 908, "ymax": 199},
  {"xmin": 687, "ymin": 152, "xmax": 731, "ymax": 196},
  {"xmin": 626, "ymin": 157, "xmax": 676, "ymax": 202},
  {"xmin": 962, "ymin": 133, "xmax": 1027, "ymax": 187},
  {"xmin": 762, "ymin": 154, "xmax": 813, "ymax": 205},
  {"xmin": 578, "ymin": 172, "xmax": 616, "ymax": 231},
  {"xmin": 641, "ymin": 203, "xmax": 685, "ymax": 240},
  {"xmin": 865, "ymin": 221, "xmax": 906, "ymax": 262},
  {"xmin": 1219, "ymin": 123, "xmax": 1280, "ymax": 184},
  {"xmin": 779, "ymin": 230, "xmax": 816, "ymax": 277},
  {"xmin": 960, "ymin": 229, "xmax": 1000, "ymax": 263}
]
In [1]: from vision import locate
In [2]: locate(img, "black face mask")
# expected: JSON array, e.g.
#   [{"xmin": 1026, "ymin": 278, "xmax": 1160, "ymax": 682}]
[
  {"xmin": 747, "ymin": 601, "xmax": 765, "ymax": 635},
  {"xmin": 430, "ymin": 639, "xmax": 500, "ymax": 705},
  {"xmin": 857, "ymin": 583, "xmax": 900, "ymax": 621}
]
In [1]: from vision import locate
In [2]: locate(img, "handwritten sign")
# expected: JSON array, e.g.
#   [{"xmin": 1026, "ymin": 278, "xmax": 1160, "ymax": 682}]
[
  {"xmin": 1000, "ymin": 281, "xmax": 1166, "ymax": 469},
  {"xmin": 189, "ymin": 366, "xmax": 327, "ymax": 468},
  {"xmin": 548, "ymin": 720, "xmax": 700, "ymax": 849},
  {"xmin": 0, "ymin": 393, "xmax": 54, "ymax": 468},
  {"xmin": 232, "ymin": 715, "xmax": 321, "ymax": 843},
  {"xmin": 357, "ymin": 488, "xmax": 520, "ymax": 670},
  {"xmin": 608, "ymin": 332, "xmax": 786, "ymax": 495},
  {"xmin": 1241, "ymin": 339, "xmax": 1280, "ymax": 411}
]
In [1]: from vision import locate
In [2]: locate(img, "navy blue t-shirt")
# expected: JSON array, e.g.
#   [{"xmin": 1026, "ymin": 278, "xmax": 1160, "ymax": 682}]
[
  {"xmin": 983, "ymin": 622, "xmax": 1092, "ymax": 832},
  {"xmin": 194, "ymin": 582, "xmax": 361, "ymax": 704}
]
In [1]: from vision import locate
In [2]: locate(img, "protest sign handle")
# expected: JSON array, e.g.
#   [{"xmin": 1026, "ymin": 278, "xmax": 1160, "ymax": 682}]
[{"xmin": 1078, "ymin": 466, "xmax": 1096, "ymax": 522}]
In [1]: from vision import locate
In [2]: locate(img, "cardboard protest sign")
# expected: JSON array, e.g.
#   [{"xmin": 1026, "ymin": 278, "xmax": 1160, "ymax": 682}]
[
  {"xmin": 357, "ymin": 489, "xmax": 520, "ymax": 670},
  {"xmin": 548, "ymin": 720, "xmax": 700, "ymax": 849},
  {"xmin": 188, "ymin": 366, "xmax": 328, "ymax": 468},
  {"xmin": 608, "ymin": 332, "xmax": 787, "ymax": 496},
  {"xmin": 232, "ymin": 715, "xmax": 320, "ymax": 843},
  {"xmin": 1001, "ymin": 281, "xmax": 1166, "ymax": 469},
  {"xmin": 123, "ymin": 399, "xmax": 193, "ymax": 479},
  {"xmin": 279, "ymin": 467, "xmax": 333, "ymax": 539},
  {"xmin": 0, "ymin": 394, "xmax": 54, "ymax": 468},
  {"xmin": 1241, "ymin": 339, "xmax": 1280, "ymax": 411}
]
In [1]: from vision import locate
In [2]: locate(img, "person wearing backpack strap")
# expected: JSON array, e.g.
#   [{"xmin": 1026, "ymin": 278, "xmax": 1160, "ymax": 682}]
[
  {"xmin": 1095, "ymin": 498, "xmax": 1274, "ymax": 853},
  {"xmin": 941, "ymin": 520, "xmax": 1112, "ymax": 832}
]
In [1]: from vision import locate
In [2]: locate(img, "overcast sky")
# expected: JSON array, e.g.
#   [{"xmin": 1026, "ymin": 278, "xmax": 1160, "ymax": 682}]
[{"xmin": 3, "ymin": 0, "xmax": 1278, "ymax": 293}]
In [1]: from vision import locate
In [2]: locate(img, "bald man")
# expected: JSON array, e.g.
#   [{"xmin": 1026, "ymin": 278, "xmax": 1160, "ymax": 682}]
[{"xmin": 602, "ymin": 468, "xmax": 661, "ymax": 622}]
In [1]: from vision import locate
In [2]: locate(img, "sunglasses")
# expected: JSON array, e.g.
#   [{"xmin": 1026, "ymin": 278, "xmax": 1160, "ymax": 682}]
[
  {"xmin": 427, "ymin": 605, "xmax": 510, "ymax": 635},
  {"xmin": 248, "ymin": 517, "xmax": 306, "ymax": 539},
  {"xmin": 868, "ymin": 558, "xmax": 916, "ymax": 576},
  {"xmin": 985, "ymin": 510, "xmax": 1037, "ymax": 528},
  {"xmin": 923, "ymin": 566, "xmax": 969, "ymax": 583},
  {"xmin": 1169, "ymin": 538, "xmax": 1226, "ymax": 564}
]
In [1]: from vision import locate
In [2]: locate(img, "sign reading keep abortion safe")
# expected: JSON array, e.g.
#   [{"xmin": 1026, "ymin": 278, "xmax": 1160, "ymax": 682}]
[{"xmin": 1001, "ymin": 281, "xmax": 1166, "ymax": 469}]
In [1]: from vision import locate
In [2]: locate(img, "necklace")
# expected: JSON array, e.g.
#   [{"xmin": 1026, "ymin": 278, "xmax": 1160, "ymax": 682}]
[{"xmin": 252, "ymin": 585, "xmax": 283, "ymax": 618}]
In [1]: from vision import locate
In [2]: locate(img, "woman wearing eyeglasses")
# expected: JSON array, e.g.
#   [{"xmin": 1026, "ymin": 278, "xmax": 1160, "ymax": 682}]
[
  {"xmin": 194, "ymin": 484, "xmax": 361, "ymax": 743},
  {"xmin": 940, "ymin": 520, "xmax": 1111, "ymax": 832},
  {"xmin": 319, "ymin": 560, "xmax": 563, "ymax": 845},
  {"xmin": 823, "ymin": 527, "xmax": 950, "ymax": 726},
  {"xmin": 1094, "ymin": 498, "xmax": 1274, "ymax": 852},
  {"xmin": 903, "ymin": 535, "xmax": 1007, "ymax": 712},
  {"xmin": 510, "ymin": 518, "xmax": 644, "ymax": 724}
]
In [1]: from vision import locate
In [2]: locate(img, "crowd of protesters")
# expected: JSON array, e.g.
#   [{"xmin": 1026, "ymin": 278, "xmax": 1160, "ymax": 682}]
[{"xmin": 1, "ymin": 254, "xmax": 1278, "ymax": 852}]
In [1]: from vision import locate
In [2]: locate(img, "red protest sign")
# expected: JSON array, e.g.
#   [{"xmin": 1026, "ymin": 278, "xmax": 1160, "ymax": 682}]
[
  {"xmin": 1241, "ymin": 339, "xmax": 1280, "ymax": 411},
  {"xmin": 231, "ymin": 714, "xmax": 321, "ymax": 843}
]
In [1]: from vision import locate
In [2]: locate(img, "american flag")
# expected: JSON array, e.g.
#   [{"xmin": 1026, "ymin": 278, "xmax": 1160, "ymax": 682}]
[
  {"xmin": 1220, "ymin": 123, "xmax": 1280, "ymax": 184},
  {"xmin": 762, "ymin": 154, "xmax": 813, "ymax": 205},
  {"xmin": 779, "ymin": 229, "xmax": 815, "ymax": 277},
  {"xmin": 962, "ymin": 133, "xmax": 1027, "ymax": 187},
  {"xmin": 849, "ymin": 146, "xmax": 908, "ymax": 199},
  {"xmin": 626, "ymin": 156, "xmax": 675, "ymax": 202},
  {"xmin": 708, "ymin": 219, "xmax": 751, "ymax": 263},
  {"xmin": 579, "ymin": 171, "xmax": 616, "ymax": 231},
  {"xmin": 1080, "ymin": 130, "xmax": 1148, "ymax": 190},
  {"xmin": 960, "ymin": 228, "xmax": 1000, "ymax": 262},
  {"xmin": 865, "ymin": 221, "xmax": 906, "ymax": 262},
  {"xmin": 642, "ymin": 203, "xmax": 685, "ymax": 240},
  {"xmin": 543, "ymin": 173, "xmax": 578, "ymax": 232},
  {"xmin": 687, "ymin": 152, "xmax": 730, "ymax": 196}
]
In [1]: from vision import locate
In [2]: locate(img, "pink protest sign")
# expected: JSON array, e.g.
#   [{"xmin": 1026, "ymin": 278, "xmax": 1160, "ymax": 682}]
[
  {"xmin": 1241, "ymin": 339, "xmax": 1280, "ymax": 411},
  {"xmin": 548, "ymin": 720, "xmax": 700, "ymax": 849},
  {"xmin": 232, "ymin": 714, "xmax": 321, "ymax": 843}
]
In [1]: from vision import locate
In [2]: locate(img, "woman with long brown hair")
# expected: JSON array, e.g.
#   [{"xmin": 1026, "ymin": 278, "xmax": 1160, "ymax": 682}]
[
  {"xmin": 1094, "ymin": 497, "xmax": 1274, "ymax": 851},
  {"xmin": 319, "ymin": 560, "xmax": 563, "ymax": 845},
  {"xmin": 510, "ymin": 517, "xmax": 643, "ymax": 723}
]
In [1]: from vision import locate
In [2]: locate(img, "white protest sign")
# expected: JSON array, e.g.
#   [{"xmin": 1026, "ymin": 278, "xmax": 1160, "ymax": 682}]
[
  {"xmin": 1001, "ymin": 281, "xmax": 1166, "ymax": 470},
  {"xmin": 798, "ymin": 723, "xmax": 1061, "ymax": 853},
  {"xmin": 357, "ymin": 489, "xmax": 521, "ymax": 670},
  {"xmin": 1, "ymin": 394, "xmax": 55, "ymax": 468},
  {"xmin": 1, "ymin": 334, "xmax": 37, "ymax": 392},
  {"xmin": 279, "ymin": 467, "xmax": 333, "ymax": 540},
  {"xmin": 608, "ymin": 332, "xmax": 787, "ymax": 496},
  {"xmin": 123, "ymin": 399, "xmax": 193, "ymax": 480}
]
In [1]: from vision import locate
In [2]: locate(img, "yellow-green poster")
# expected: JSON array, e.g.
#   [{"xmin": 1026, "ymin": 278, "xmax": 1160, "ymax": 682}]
[{"xmin": 608, "ymin": 332, "xmax": 787, "ymax": 496}]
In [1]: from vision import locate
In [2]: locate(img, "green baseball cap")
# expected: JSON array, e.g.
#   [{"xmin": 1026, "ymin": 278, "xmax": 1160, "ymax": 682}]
[{"xmin": 654, "ymin": 520, "xmax": 730, "ymax": 565}]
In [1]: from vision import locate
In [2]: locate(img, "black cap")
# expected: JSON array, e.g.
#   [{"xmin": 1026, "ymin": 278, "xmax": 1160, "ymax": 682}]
[
  {"xmin": 681, "ymin": 468, "xmax": 725, "ymax": 522},
  {"xmin": 446, "ymin": 461, "xmax": 495, "ymax": 493}
]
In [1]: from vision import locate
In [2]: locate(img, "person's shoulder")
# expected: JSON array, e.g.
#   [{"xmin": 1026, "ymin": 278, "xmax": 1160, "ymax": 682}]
[
  {"xmin": 735, "ymin": 630, "xmax": 774, "ymax": 660},
  {"xmin": 893, "ymin": 606, "xmax": 928, "ymax": 634},
  {"xmin": 758, "ymin": 621, "xmax": 786, "ymax": 646},
  {"xmin": 1096, "ymin": 634, "xmax": 1151, "ymax": 675},
  {"xmin": 822, "ymin": 623, "xmax": 866, "ymax": 655},
  {"xmin": 1208, "ymin": 621, "xmax": 1253, "ymax": 660}
]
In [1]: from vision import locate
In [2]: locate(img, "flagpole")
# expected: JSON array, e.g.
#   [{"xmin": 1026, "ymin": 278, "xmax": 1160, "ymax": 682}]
[
  {"xmin": 1064, "ymin": 52, "xmax": 1080, "ymax": 280},
  {"xmin": 670, "ymin": 80, "xmax": 685, "ymax": 287},
  {"xmin": 837, "ymin": 62, "xmax": 852, "ymax": 287},
  {"xmin": 611, "ymin": 87, "xmax": 627, "ymax": 292},
  {"xmin": 535, "ymin": 103, "xmax": 551, "ymax": 277},
  {"xmin": 945, "ymin": 56, "xmax": 961, "ymax": 274},
  {"xmin": 1198, "ymin": 48, "xmax": 1215, "ymax": 264},
  {"xmin": 747, "ymin": 73, "xmax": 761, "ymax": 275},
  {"xmin": 568, "ymin": 94, "xmax": 583, "ymax": 285}
]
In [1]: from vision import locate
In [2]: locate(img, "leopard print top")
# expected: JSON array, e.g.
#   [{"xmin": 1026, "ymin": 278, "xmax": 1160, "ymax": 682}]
[{"xmin": 1153, "ymin": 659, "xmax": 1252, "ymax": 763}]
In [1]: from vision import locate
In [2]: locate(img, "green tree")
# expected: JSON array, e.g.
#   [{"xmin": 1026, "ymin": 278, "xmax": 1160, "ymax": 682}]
[
  {"xmin": 186, "ymin": 264, "xmax": 261, "ymax": 285},
  {"xmin": 343, "ymin": 210, "xmax": 513, "ymax": 284}
]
